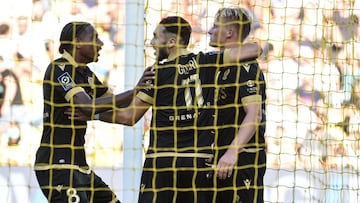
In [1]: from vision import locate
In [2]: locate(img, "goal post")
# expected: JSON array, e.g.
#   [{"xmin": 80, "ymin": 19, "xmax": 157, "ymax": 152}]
[{"xmin": 122, "ymin": 0, "xmax": 145, "ymax": 202}]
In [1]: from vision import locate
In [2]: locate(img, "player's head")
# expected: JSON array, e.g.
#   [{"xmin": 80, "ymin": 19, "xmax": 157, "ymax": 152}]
[
  {"xmin": 208, "ymin": 7, "xmax": 252, "ymax": 48},
  {"xmin": 59, "ymin": 21, "xmax": 104, "ymax": 64},
  {"xmin": 150, "ymin": 16, "xmax": 192, "ymax": 61}
]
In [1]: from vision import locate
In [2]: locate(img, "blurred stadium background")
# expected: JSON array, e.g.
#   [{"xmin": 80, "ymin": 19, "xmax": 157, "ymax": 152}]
[{"xmin": 0, "ymin": 0, "xmax": 359, "ymax": 202}]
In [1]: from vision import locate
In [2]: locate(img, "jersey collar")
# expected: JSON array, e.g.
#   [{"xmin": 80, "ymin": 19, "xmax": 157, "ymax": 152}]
[
  {"xmin": 61, "ymin": 50, "xmax": 79, "ymax": 68},
  {"xmin": 166, "ymin": 49, "xmax": 191, "ymax": 62}
]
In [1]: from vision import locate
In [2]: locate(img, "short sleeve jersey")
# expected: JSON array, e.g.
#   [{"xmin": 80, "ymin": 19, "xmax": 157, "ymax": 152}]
[
  {"xmin": 137, "ymin": 51, "xmax": 223, "ymax": 154},
  {"xmin": 35, "ymin": 52, "xmax": 108, "ymax": 168},
  {"xmin": 216, "ymin": 59, "xmax": 266, "ymax": 151}
]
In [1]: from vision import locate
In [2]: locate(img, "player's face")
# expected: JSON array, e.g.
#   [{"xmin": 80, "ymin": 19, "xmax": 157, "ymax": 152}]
[
  {"xmin": 76, "ymin": 25, "xmax": 104, "ymax": 64},
  {"xmin": 208, "ymin": 17, "xmax": 229, "ymax": 48},
  {"xmin": 150, "ymin": 25, "xmax": 170, "ymax": 61}
]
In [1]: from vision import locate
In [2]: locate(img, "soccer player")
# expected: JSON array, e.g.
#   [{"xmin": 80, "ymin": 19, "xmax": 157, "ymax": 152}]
[
  {"xmin": 78, "ymin": 16, "xmax": 261, "ymax": 203},
  {"xmin": 208, "ymin": 7, "xmax": 267, "ymax": 203},
  {"xmin": 34, "ymin": 21, "xmax": 153, "ymax": 203}
]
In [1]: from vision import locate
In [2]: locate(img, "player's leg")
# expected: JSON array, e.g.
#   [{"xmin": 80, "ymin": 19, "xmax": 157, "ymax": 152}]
[
  {"xmin": 176, "ymin": 157, "xmax": 214, "ymax": 203},
  {"xmin": 235, "ymin": 150, "xmax": 266, "ymax": 203},
  {"xmin": 138, "ymin": 157, "xmax": 174, "ymax": 203},
  {"xmin": 83, "ymin": 171, "xmax": 120, "ymax": 203},
  {"xmin": 35, "ymin": 169, "xmax": 89, "ymax": 203}
]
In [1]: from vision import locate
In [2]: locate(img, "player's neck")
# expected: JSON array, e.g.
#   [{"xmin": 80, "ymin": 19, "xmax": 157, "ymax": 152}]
[
  {"xmin": 223, "ymin": 40, "xmax": 241, "ymax": 49},
  {"xmin": 167, "ymin": 48, "xmax": 190, "ymax": 61}
]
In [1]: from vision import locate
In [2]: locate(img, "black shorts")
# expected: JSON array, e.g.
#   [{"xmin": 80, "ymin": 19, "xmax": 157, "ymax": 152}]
[
  {"xmin": 138, "ymin": 156, "xmax": 214, "ymax": 203},
  {"xmin": 216, "ymin": 149, "xmax": 267, "ymax": 203},
  {"xmin": 35, "ymin": 169, "xmax": 120, "ymax": 203}
]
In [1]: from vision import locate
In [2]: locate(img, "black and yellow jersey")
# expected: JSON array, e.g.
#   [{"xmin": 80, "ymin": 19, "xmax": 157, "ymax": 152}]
[
  {"xmin": 35, "ymin": 52, "xmax": 108, "ymax": 169},
  {"xmin": 138, "ymin": 51, "xmax": 224, "ymax": 155},
  {"xmin": 216, "ymin": 58, "xmax": 266, "ymax": 152}
]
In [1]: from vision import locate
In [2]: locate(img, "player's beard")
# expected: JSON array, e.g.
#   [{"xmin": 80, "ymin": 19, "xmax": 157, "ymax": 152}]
[{"xmin": 156, "ymin": 46, "xmax": 169, "ymax": 62}]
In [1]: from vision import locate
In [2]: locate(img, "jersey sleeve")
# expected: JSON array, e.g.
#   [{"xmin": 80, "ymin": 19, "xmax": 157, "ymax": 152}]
[
  {"xmin": 202, "ymin": 50, "xmax": 224, "ymax": 65},
  {"xmin": 50, "ymin": 66, "xmax": 85, "ymax": 102},
  {"xmin": 137, "ymin": 70, "xmax": 154, "ymax": 105},
  {"xmin": 239, "ymin": 63, "xmax": 264, "ymax": 106},
  {"xmin": 92, "ymin": 73, "xmax": 110, "ymax": 98}
]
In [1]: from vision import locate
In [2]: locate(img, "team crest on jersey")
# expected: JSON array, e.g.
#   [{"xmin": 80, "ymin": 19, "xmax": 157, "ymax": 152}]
[
  {"xmin": 247, "ymin": 80, "xmax": 255, "ymax": 87},
  {"xmin": 57, "ymin": 72, "xmax": 74, "ymax": 91},
  {"xmin": 222, "ymin": 69, "xmax": 231, "ymax": 80}
]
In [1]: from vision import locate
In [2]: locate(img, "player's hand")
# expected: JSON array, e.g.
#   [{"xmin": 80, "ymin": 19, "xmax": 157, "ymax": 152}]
[
  {"xmin": 216, "ymin": 147, "xmax": 237, "ymax": 180},
  {"xmin": 136, "ymin": 66, "xmax": 155, "ymax": 90},
  {"xmin": 64, "ymin": 108, "xmax": 91, "ymax": 121}
]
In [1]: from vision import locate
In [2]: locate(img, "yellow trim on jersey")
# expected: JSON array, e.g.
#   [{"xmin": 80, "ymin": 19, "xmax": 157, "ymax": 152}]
[
  {"xmin": 65, "ymin": 86, "xmax": 85, "ymax": 102},
  {"xmin": 239, "ymin": 147, "xmax": 264, "ymax": 154},
  {"xmin": 34, "ymin": 164, "xmax": 91, "ymax": 174},
  {"xmin": 223, "ymin": 48, "xmax": 231, "ymax": 64},
  {"xmin": 137, "ymin": 91, "xmax": 153, "ymax": 104},
  {"xmin": 62, "ymin": 50, "xmax": 78, "ymax": 67},
  {"xmin": 146, "ymin": 152, "xmax": 213, "ymax": 159},
  {"xmin": 241, "ymin": 95, "xmax": 261, "ymax": 106}
]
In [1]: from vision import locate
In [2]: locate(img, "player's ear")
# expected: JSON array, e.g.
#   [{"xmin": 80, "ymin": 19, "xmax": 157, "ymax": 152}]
[
  {"xmin": 226, "ymin": 28, "xmax": 234, "ymax": 38},
  {"xmin": 168, "ymin": 37, "xmax": 177, "ymax": 48}
]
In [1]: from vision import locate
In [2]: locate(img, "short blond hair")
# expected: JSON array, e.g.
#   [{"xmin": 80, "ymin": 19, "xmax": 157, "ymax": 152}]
[{"xmin": 214, "ymin": 7, "xmax": 252, "ymax": 41}]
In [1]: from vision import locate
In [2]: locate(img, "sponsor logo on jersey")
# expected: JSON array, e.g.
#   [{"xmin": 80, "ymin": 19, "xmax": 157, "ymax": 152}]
[
  {"xmin": 243, "ymin": 179, "xmax": 251, "ymax": 190},
  {"xmin": 56, "ymin": 185, "xmax": 63, "ymax": 192},
  {"xmin": 140, "ymin": 184, "xmax": 146, "ymax": 194},
  {"xmin": 58, "ymin": 64, "xmax": 66, "ymax": 71},
  {"xmin": 57, "ymin": 72, "xmax": 74, "ymax": 91},
  {"xmin": 169, "ymin": 112, "xmax": 200, "ymax": 121},
  {"xmin": 243, "ymin": 63, "xmax": 250, "ymax": 72}
]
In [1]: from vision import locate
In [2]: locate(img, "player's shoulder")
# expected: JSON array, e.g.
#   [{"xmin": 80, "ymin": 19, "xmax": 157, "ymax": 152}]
[
  {"xmin": 193, "ymin": 50, "xmax": 223, "ymax": 64},
  {"xmin": 240, "ymin": 61, "xmax": 263, "ymax": 75},
  {"xmin": 44, "ymin": 58, "xmax": 73, "ymax": 78},
  {"xmin": 51, "ymin": 57, "xmax": 73, "ymax": 70}
]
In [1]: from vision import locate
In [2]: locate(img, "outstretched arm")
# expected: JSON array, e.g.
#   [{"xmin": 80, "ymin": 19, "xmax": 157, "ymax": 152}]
[
  {"xmin": 69, "ymin": 96, "xmax": 151, "ymax": 126},
  {"xmin": 71, "ymin": 66, "xmax": 154, "ymax": 117},
  {"xmin": 98, "ymin": 96, "xmax": 151, "ymax": 126}
]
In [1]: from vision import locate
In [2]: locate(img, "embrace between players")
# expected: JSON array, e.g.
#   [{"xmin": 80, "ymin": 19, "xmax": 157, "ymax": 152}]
[{"xmin": 34, "ymin": 6, "xmax": 266, "ymax": 203}]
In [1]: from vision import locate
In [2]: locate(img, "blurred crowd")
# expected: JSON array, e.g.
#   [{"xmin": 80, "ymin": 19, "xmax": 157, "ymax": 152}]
[
  {"xmin": 0, "ymin": 0, "xmax": 128, "ymax": 166},
  {"xmin": 0, "ymin": 0, "xmax": 359, "ymax": 174},
  {"xmin": 254, "ymin": 0, "xmax": 360, "ymax": 172}
]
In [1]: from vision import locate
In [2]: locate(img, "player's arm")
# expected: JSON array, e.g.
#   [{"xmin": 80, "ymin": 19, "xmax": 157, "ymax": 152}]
[
  {"xmin": 71, "ymin": 67, "xmax": 154, "ymax": 117},
  {"xmin": 232, "ymin": 95, "xmax": 263, "ymax": 150},
  {"xmin": 97, "ymin": 96, "xmax": 151, "ymax": 126},
  {"xmin": 224, "ymin": 42, "xmax": 262, "ymax": 63},
  {"xmin": 216, "ymin": 96, "xmax": 262, "ymax": 180}
]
